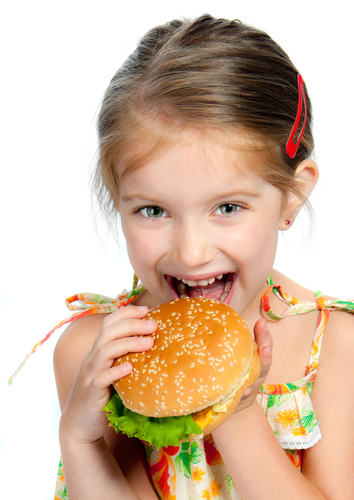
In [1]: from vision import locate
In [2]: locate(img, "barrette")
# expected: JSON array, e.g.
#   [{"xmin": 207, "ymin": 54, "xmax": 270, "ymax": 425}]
[{"xmin": 286, "ymin": 74, "xmax": 307, "ymax": 159}]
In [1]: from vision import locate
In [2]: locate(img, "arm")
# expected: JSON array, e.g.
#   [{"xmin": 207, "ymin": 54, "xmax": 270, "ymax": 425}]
[
  {"xmin": 212, "ymin": 317, "xmax": 354, "ymax": 500},
  {"xmin": 54, "ymin": 309, "xmax": 158, "ymax": 499}
]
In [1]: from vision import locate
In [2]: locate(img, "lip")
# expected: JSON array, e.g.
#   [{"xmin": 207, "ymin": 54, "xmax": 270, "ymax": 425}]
[{"xmin": 165, "ymin": 273, "xmax": 237, "ymax": 304}]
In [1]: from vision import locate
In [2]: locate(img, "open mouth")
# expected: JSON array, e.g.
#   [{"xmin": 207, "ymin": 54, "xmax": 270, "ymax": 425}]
[{"xmin": 166, "ymin": 273, "xmax": 235, "ymax": 304}]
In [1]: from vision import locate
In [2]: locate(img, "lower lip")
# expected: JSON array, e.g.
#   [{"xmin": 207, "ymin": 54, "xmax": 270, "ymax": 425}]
[{"xmin": 165, "ymin": 274, "xmax": 237, "ymax": 304}]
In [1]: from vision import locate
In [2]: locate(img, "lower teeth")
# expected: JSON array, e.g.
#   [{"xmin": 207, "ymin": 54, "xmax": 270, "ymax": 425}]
[{"xmin": 219, "ymin": 280, "xmax": 232, "ymax": 302}]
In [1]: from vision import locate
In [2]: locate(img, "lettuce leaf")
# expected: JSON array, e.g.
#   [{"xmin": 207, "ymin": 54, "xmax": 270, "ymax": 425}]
[{"xmin": 103, "ymin": 392, "xmax": 202, "ymax": 450}]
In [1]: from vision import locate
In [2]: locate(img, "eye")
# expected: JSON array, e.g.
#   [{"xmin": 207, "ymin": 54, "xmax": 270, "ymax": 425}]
[
  {"xmin": 140, "ymin": 206, "xmax": 165, "ymax": 218},
  {"xmin": 215, "ymin": 203, "xmax": 240, "ymax": 215}
]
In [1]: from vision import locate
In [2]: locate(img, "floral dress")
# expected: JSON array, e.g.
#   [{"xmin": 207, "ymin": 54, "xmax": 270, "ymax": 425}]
[{"xmin": 11, "ymin": 276, "xmax": 352, "ymax": 500}]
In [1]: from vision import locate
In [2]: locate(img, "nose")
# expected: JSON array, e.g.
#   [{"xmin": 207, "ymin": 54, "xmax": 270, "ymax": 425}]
[{"xmin": 171, "ymin": 220, "xmax": 215, "ymax": 269}]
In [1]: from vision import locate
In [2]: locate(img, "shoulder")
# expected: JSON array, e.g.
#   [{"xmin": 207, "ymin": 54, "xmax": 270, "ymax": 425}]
[
  {"xmin": 318, "ymin": 306, "xmax": 354, "ymax": 375},
  {"xmin": 54, "ymin": 313, "xmax": 110, "ymax": 410},
  {"xmin": 271, "ymin": 269, "xmax": 317, "ymax": 302}
]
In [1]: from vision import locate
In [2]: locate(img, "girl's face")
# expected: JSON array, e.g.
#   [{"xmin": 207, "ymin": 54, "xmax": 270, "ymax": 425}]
[{"xmin": 118, "ymin": 131, "xmax": 285, "ymax": 317}]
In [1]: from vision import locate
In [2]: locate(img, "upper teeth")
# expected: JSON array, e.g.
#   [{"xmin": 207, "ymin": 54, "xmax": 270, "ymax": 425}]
[{"xmin": 178, "ymin": 274, "xmax": 224, "ymax": 287}]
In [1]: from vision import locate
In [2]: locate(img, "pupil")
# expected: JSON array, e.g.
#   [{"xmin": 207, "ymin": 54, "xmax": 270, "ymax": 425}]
[
  {"xmin": 148, "ymin": 206, "xmax": 162, "ymax": 217},
  {"xmin": 222, "ymin": 204, "xmax": 235, "ymax": 214}
]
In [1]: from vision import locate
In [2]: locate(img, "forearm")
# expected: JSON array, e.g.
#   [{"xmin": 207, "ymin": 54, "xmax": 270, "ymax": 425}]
[
  {"xmin": 212, "ymin": 402, "xmax": 327, "ymax": 500},
  {"xmin": 59, "ymin": 425, "xmax": 139, "ymax": 500}
]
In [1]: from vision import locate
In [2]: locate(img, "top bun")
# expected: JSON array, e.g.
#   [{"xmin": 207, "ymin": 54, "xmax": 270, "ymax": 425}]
[{"xmin": 112, "ymin": 297, "xmax": 254, "ymax": 418}]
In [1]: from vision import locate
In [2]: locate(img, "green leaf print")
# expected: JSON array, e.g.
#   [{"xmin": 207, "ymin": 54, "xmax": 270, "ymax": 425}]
[
  {"xmin": 145, "ymin": 444, "xmax": 154, "ymax": 460},
  {"xmin": 267, "ymin": 395, "xmax": 277, "ymax": 409},
  {"xmin": 276, "ymin": 394, "xmax": 293, "ymax": 407},
  {"xmin": 92, "ymin": 294, "xmax": 107, "ymax": 304},
  {"xmin": 56, "ymin": 486, "xmax": 67, "ymax": 499},
  {"xmin": 300, "ymin": 407, "xmax": 317, "ymax": 432},
  {"xmin": 175, "ymin": 441, "xmax": 204, "ymax": 478},
  {"xmin": 225, "ymin": 474, "xmax": 235, "ymax": 493},
  {"xmin": 285, "ymin": 383, "xmax": 301, "ymax": 392},
  {"xmin": 57, "ymin": 458, "xmax": 64, "ymax": 476}
]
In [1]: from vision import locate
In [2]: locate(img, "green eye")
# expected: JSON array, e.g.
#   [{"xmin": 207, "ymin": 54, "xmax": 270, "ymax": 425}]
[
  {"xmin": 144, "ymin": 206, "xmax": 164, "ymax": 218},
  {"xmin": 218, "ymin": 204, "xmax": 238, "ymax": 215}
]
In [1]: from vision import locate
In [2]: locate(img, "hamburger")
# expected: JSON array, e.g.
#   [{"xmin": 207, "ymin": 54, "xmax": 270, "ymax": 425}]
[{"xmin": 104, "ymin": 297, "xmax": 261, "ymax": 449}]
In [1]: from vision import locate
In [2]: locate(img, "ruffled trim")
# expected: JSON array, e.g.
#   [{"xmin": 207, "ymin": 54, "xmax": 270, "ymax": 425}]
[
  {"xmin": 257, "ymin": 375, "xmax": 321, "ymax": 451},
  {"xmin": 277, "ymin": 426, "xmax": 322, "ymax": 450}
]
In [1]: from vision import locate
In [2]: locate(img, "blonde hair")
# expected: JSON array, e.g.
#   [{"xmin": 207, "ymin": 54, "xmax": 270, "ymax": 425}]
[{"xmin": 93, "ymin": 14, "xmax": 314, "ymax": 220}]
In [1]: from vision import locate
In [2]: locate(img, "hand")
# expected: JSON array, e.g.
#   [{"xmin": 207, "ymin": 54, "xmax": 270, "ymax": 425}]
[
  {"xmin": 59, "ymin": 305, "xmax": 157, "ymax": 444},
  {"xmin": 233, "ymin": 318, "xmax": 273, "ymax": 415}
]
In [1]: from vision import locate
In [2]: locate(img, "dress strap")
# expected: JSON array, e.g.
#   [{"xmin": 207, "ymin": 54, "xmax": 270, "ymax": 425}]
[
  {"xmin": 262, "ymin": 276, "xmax": 354, "ymax": 374},
  {"xmin": 8, "ymin": 275, "xmax": 145, "ymax": 385}
]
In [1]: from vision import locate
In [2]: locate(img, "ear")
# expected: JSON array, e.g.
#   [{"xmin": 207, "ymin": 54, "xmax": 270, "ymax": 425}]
[{"xmin": 279, "ymin": 159, "xmax": 319, "ymax": 230}]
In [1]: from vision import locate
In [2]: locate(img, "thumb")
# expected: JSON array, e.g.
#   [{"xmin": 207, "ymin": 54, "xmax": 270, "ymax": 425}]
[{"xmin": 254, "ymin": 318, "xmax": 272, "ymax": 379}]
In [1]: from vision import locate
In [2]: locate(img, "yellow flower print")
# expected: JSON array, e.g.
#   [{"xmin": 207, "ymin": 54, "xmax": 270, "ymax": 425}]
[
  {"xmin": 201, "ymin": 487, "xmax": 212, "ymax": 500},
  {"xmin": 210, "ymin": 478, "xmax": 222, "ymax": 498},
  {"xmin": 292, "ymin": 425, "xmax": 307, "ymax": 437},
  {"xmin": 276, "ymin": 409, "xmax": 298, "ymax": 428},
  {"xmin": 192, "ymin": 466, "xmax": 205, "ymax": 483}
]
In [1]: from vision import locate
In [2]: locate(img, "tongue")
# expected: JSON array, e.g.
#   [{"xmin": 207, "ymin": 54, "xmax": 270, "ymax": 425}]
[{"xmin": 189, "ymin": 280, "xmax": 226, "ymax": 301}]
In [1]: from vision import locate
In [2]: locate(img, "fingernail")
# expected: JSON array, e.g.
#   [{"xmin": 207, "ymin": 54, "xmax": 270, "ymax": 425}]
[
  {"xmin": 121, "ymin": 362, "xmax": 132, "ymax": 372},
  {"xmin": 140, "ymin": 336, "xmax": 153, "ymax": 345},
  {"xmin": 144, "ymin": 319, "xmax": 156, "ymax": 329},
  {"xmin": 136, "ymin": 306, "xmax": 148, "ymax": 311},
  {"xmin": 263, "ymin": 344, "xmax": 272, "ymax": 355}
]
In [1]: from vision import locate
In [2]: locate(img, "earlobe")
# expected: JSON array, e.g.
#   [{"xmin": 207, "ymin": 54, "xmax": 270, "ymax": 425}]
[{"xmin": 279, "ymin": 159, "xmax": 319, "ymax": 230}]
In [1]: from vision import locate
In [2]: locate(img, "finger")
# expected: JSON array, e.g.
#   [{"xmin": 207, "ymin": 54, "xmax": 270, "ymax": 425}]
[
  {"xmin": 91, "ymin": 335, "xmax": 154, "ymax": 373},
  {"xmin": 102, "ymin": 305, "xmax": 150, "ymax": 328},
  {"xmin": 241, "ymin": 387, "xmax": 252, "ymax": 399},
  {"xmin": 253, "ymin": 318, "xmax": 272, "ymax": 378},
  {"xmin": 89, "ymin": 362, "xmax": 133, "ymax": 399},
  {"xmin": 93, "ymin": 316, "xmax": 157, "ymax": 351}
]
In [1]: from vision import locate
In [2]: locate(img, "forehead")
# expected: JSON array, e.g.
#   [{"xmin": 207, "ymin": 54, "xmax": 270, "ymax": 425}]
[
  {"xmin": 118, "ymin": 129, "xmax": 273, "ymax": 203},
  {"xmin": 116, "ymin": 126, "xmax": 272, "ymax": 182}
]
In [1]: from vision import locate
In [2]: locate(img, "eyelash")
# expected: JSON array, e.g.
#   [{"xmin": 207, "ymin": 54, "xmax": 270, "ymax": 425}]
[{"xmin": 134, "ymin": 203, "xmax": 244, "ymax": 219}]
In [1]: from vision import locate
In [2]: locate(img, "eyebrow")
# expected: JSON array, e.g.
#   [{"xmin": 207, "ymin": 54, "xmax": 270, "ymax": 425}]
[{"xmin": 121, "ymin": 190, "xmax": 261, "ymax": 204}]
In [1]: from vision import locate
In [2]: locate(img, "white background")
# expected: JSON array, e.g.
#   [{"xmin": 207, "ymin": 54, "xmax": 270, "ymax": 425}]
[{"xmin": 1, "ymin": 1, "xmax": 353, "ymax": 498}]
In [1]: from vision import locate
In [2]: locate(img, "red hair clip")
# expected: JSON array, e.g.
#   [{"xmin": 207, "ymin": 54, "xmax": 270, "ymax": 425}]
[{"xmin": 286, "ymin": 74, "xmax": 307, "ymax": 159}]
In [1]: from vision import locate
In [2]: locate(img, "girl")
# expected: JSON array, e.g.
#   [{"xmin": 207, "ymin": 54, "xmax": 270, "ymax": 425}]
[{"xmin": 53, "ymin": 14, "xmax": 354, "ymax": 500}]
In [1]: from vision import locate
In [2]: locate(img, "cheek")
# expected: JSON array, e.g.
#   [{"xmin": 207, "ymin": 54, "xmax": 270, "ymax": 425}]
[
  {"xmin": 225, "ymin": 214, "xmax": 279, "ymax": 265},
  {"xmin": 124, "ymin": 229, "xmax": 163, "ymax": 274}
]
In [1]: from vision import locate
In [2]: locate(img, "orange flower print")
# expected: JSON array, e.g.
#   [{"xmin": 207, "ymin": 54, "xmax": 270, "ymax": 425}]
[
  {"xmin": 192, "ymin": 466, "xmax": 205, "ymax": 483},
  {"xmin": 201, "ymin": 487, "xmax": 212, "ymax": 500},
  {"xmin": 210, "ymin": 478, "xmax": 222, "ymax": 498},
  {"xmin": 292, "ymin": 425, "xmax": 307, "ymax": 437},
  {"xmin": 276, "ymin": 409, "xmax": 298, "ymax": 429}
]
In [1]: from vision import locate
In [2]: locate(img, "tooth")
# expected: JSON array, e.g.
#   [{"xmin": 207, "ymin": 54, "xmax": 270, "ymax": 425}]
[
  {"xmin": 187, "ymin": 280, "xmax": 198, "ymax": 287},
  {"xmin": 176, "ymin": 277, "xmax": 181, "ymax": 280},
  {"xmin": 180, "ymin": 294, "xmax": 188, "ymax": 298},
  {"xmin": 197, "ymin": 280, "xmax": 208, "ymax": 286},
  {"xmin": 208, "ymin": 277, "xmax": 215, "ymax": 285},
  {"xmin": 182, "ymin": 279, "xmax": 188, "ymax": 284},
  {"xmin": 216, "ymin": 274, "xmax": 223, "ymax": 280},
  {"xmin": 177, "ymin": 283, "xmax": 187, "ymax": 294},
  {"xmin": 225, "ymin": 281, "xmax": 232, "ymax": 292}
]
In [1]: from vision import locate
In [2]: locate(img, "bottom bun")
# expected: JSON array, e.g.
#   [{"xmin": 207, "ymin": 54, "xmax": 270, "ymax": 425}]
[{"xmin": 188, "ymin": 342, "xmax": 261, "ymax": 438}]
